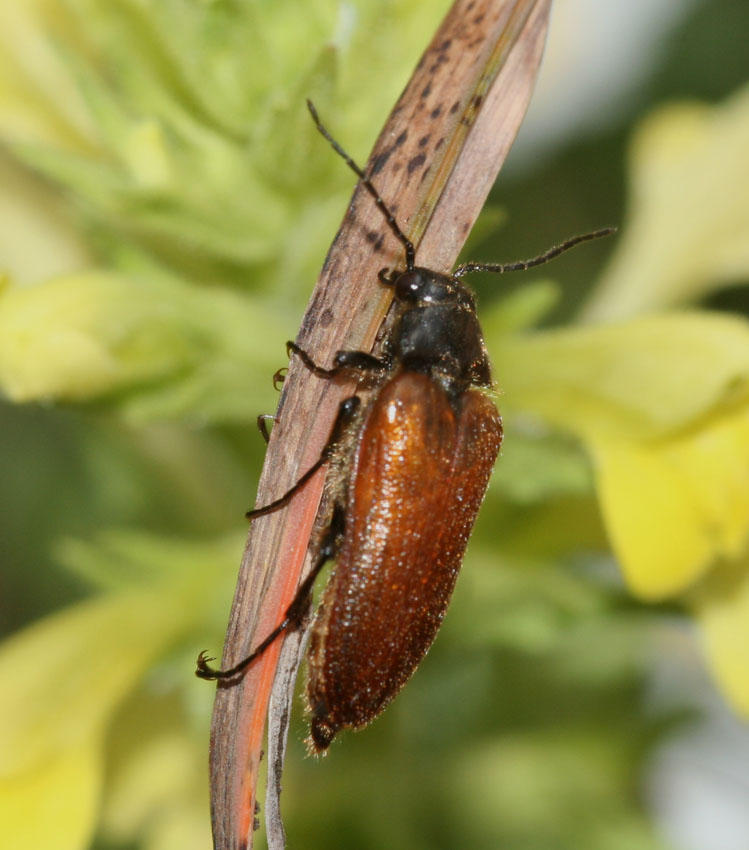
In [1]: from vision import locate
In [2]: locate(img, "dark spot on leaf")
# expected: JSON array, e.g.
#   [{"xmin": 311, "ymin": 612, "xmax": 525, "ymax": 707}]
[
  {"xmin": 427, "ymin": 53, "xmax": 449, "ymax": 74},
  {"xmin": 300, "ymin": 304, "xmax": 318, "ymax": 336},
  {"xmin": 431, "ymin": 105, "xmax": 443, "ymax": 119},
  {"xmin": 319, "ymin": 308, "xmax": 334, "ymax": 328},
  {"xmin": 395, "ymin": 130, "xmax": 408, "ymax": 148},
  {"xmin": 407, "ymin": 153, "xmax": 426, "ymax": 175},
  {"xmin": 473, "ymin": 13, "xmax": 485, "ymax": 24},
  {"xmin": 450, "ymin": 100, "xmax": 461, "ymax": 114},
  {"xmin": 421, "ymin": 81, "xmax": 432, "ymax": 99},
  {"xmin": 371, "ymin": 149, "xmax": 391, "ymax": 175},
  {"xmin": 418, "ymin": 134, "xmax": 431, "ymax": 148}
]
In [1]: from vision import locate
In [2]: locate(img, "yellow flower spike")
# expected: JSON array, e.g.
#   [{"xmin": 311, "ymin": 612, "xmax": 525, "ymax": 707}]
[
  {"xmin": 0, "ymin": 0, "xmax": 451, "ymax": 275},
  {"xmin": 0, "ymin": 157, "xmax": 91, "ymax": 286},
  {"xmin": 582, "ymin": 85, "xmax": 749, "ymax": 321},
  {"xmin": 121, "ymin": 120, "xmax": 173, "ymax": 190},
  {"xmin": 0, "ymin": 269, "xmax": 288, "ymax": 423},
  {"xmin": 0, "ymin": 271, "xmax": 192, "ymax": 402},
  {"xmin": 0, "ymin": 2, "xmax": 94, "ymax": 150},
  {"xmin": 691, "ymin": 554, "xmax": 749, "ymax": 716}
]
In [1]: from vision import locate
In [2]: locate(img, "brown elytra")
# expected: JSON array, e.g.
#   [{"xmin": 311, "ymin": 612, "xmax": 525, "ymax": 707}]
[{"xmin": 305, "ymin": 370, "xmax": 502, "ymax": 751}]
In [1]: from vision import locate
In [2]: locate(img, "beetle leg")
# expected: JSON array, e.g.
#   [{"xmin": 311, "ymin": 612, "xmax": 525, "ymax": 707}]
[
  {"xmin": 196, "ymin": 505, "xmax": 346, "ymax": 681},
  {"xmin": 245, "ymin": 395, "xmax": 361, "ymax": 520},
  {"xmin": 333, "ymin": 350, "xmax": 390, "ymax": 373},
  {"xmin": 287, "ymin": 341, "xmax": 339, "ymax": 379},
  {"xmin": 256, "ymin": 414, "xmax": 277, "ymax": 444},
  {"xmin": 272, "ymin": 367, "xmax": 287, "ymax": 390},
  {"xmin": 288, "ymin": 341, "xmax": 390, "ymax": 379}
]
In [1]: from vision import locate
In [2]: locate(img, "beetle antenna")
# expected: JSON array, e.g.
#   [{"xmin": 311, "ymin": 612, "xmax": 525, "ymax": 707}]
[
  {"xmin": 452, "ymin": 227, "xmax": 616, "ymax": 278},
  {"xmin": 307, "ymin": 99, "xmax": 415, "ymax": 272}
]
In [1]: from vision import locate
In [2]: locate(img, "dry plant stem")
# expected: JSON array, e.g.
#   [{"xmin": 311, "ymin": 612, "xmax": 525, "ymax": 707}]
[{"xmin": 206, "ymin": 2, "xmax": 551, "ymax": 849}]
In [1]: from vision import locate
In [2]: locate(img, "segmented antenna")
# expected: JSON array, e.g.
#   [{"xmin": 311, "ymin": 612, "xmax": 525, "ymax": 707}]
[
  {"xmin": 453, "ymin": 228, "xmax": 616, "ymax": 278},
  {"xmin": 307, "ymin": 100, "xmax": 416, "ymax": 272}
]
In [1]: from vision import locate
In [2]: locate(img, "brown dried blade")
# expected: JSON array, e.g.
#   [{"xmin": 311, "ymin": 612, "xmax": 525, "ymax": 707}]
[{"xmin": 206, "ymin": 1, "xmax": 552, "ymax": 849}]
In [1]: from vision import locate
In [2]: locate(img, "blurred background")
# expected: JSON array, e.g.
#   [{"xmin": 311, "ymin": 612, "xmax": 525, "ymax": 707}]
[{"xmin": 1, "ymin": 1, "xmax": 748, "ymax": 849}]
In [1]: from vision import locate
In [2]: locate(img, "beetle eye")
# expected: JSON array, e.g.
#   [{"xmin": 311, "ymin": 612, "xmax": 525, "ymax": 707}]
[{"xmin": 394, "ymin": 270, "xmax": 424, "ymax": 302}]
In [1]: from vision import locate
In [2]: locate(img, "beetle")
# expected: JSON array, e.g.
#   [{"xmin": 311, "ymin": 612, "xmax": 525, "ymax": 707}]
[{"xmin": 197, "ymin": 101, "xmax": 613, "ymax": 753}]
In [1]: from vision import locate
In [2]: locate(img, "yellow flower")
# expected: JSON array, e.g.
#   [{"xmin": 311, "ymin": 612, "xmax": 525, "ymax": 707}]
[
  {"xmin": 691, "ymin": 551, "xmax": 749, "ymax": 715},
  {"xmin": 583, "ymin": 85, "xmax": 749, "ymax": 320},
  {"xmin": 590, "ymin": 404, "xmax": 749, "ymax": 600},
  {"xmin": 0, "ymin": 581, "xmax": 188, "ymax": 850},
  {"xmin": 486, "ymin": 87, "xmax": 749, "ymax": 714},
  {"xmin": 0, "ymin": 531, "xmax": 239, "ymax": 850},
  {"xmin": 489, "ymin": 309, "xmax": 749, "ymax": 712}
]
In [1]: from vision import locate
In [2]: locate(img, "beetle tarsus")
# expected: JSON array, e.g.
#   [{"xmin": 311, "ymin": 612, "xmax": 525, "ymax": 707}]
[
  {"xmin": 195, "ymin": 511, "xmax": 345, "ymax": 682},
  {"xmin": 287, "ymin": 341, "xmax": 338, "ymax": 379},
  {"xmin": 272, "ymin": 367, "xmax": 287, "ymax": 391},
  {"xmin": 195, "ymin": 651, "xmax": 219, "ymax": 680},
  {"xmin": 257, "ymin": 414, "xmax": 277, "ymax": 444}
]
